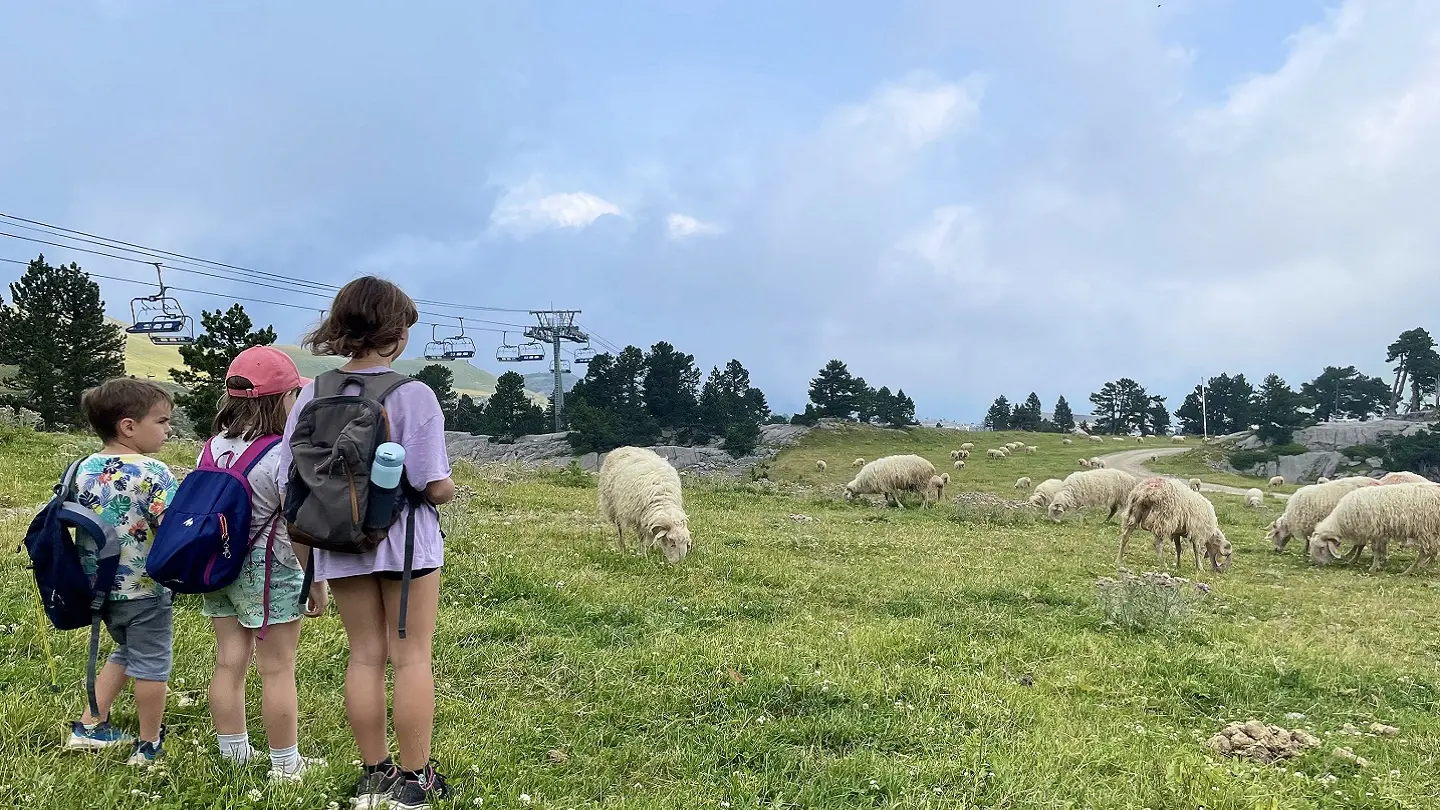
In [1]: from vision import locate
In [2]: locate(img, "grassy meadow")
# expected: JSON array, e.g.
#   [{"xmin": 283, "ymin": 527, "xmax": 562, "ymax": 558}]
[
  {"xmin": 2, "ymin": 424, "xmax": 1440, "ymax": 808},
  {"xmin": 1147, "ymin": 442, "xmax": 1305, "ymax": 495}
]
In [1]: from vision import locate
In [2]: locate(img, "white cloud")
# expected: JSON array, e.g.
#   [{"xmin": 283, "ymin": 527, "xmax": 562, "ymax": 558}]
[
  {"xmin": 820, "ymin": 70, "xmax": 984, "ymax": 180},
  {"xmin": 490, "ymin": 181, "xmax": 623, "ymax": 238},
  {"xmin": 665, "ymin": 213, "xmax": 724, "ymax": 239}
]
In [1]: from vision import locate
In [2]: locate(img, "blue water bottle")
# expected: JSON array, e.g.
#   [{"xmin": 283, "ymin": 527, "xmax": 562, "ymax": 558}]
[{"xmin": 365, "ymin": 442, "xmax": 406, "ymax": 530}]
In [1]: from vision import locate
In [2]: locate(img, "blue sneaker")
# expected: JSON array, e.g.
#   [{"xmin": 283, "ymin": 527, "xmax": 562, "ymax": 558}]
[
  {"xmin": 65, "ymin": 720, "xmax": 136, "ymax": 751},
  {"xmin": 126, "ymin": 726, "xmax": 166, "ymax": 766}
]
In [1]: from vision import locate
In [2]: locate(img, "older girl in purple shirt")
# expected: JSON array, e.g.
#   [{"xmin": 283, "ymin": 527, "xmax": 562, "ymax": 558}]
[{"xmin": 278, "ymin": 277, "xmax": 456, "ymax": 810}]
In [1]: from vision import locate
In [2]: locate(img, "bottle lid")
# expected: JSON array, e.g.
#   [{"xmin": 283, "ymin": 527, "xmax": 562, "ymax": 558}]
[{"xmin": 376, "ymin": 442, "xmax": 406, "ymax": 464}]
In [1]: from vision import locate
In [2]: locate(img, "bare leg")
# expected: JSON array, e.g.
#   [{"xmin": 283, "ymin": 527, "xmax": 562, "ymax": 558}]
[
  {"xmin": 330, "ymin": 575, "xmax": 390, "ymax": 767},
  {"xmin": 132, "ymin": 679, "xmax": 167, "ymax": 742},
  {"xmin": 209, "ymin": 618, "xmax": 255, "ymax": 736},
  {"xmin": 381, "ymin": 573, "xmax": 440, "ymax": 772},
  {"xmin": 254, "ymin": 619, "xmax": 303, "ymax": 751},
  {"xmin": 80, "ymin": 660, "xmax": 131, "ymax": 725}
]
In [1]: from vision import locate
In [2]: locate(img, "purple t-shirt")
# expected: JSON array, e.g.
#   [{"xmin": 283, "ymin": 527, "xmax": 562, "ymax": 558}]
[{"xmin": 277, "ymin": 368, "xmax": 452, "ymax": 581}]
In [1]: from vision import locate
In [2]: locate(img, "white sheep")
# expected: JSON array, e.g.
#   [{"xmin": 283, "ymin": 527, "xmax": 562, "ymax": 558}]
[
  {"xmin": 1316, "ymin": 476, "xmax": 1330, "ymax": 484},
  {"xmin": 1267, "ymin": 477, "xmax": 1380, "ymax": 552},
  {"xmin": 1171, "ymin": 435, "xmax": 1186, "ymax": 444},
  {"xmin": 941, "ymin": 472, "xmax": 951, "ymax": 485},
  {"xmin": 1111, "ymin": 437, "xmax": 1126, "ymax": 442},
  {"xmin": 1047, "ymin": 468, "xmax": 1139, "ymax": 523},
  {"xmin": 1027, "ymin": 478, "xmax": 1066, "ymax": 508},
  {"xmin": 1136, "ymin": 436, "xmax": 1147, "ymax": 443},
  {"xmin": 1117, "ymin": 477, "xmax": 1232, "ymax": 571},
  {"xmin": 1188, "ymin": 478, "xmax": 1203, "ymax": 492},
  {"xmin": 1269, "ymin": 476, "xmax": 1285, "ymax": 488},
  {"xmin": 1245, "ymin": 488, "xmax": 1263, "ymax": 508},
  {"xmin": 852, "ymin": 458, "xmax": 866, "ymax": 468},
  {"xmin": 1090, "ymin": 457, "xmax": 1106, "ymax": 469},
  {"xmin": 1015, "ymin": 476, "xmax": 1033, "ymax": 490},
  {"xmin": 1379, "ymin": 471, "xmax": 1430, "ymax": 485},
  {"xmin": 598, "ymin": 446, "xmax": 694, "ymax": 564},
  {"xmin": 960, "ymin": 442, "xmax": 975, "ymax": 451},
  {"xmin": 999, "ymin": 447, "xmax": 1012, "ymax": 457},
  {"xmin": 816, "ymin": 460, "xmax": 828, "ymax": 472},
  {"xmin": 1024, "ymin": 445, "xmax": 1037, "ymax": 454},
  {"xmin": 1309, "ymin": 482, "xmax": 1440, "ymax": 574},
  {"xmin": 1078, "ymin": 458, "xmax": 1092, "ymax": 469},
  {"xmin": 1062, "ymin": 438, "xmax": 1073, "ymax": 445},
  {"xmin": 1090, "ymin": 435, "xmax": 1105, "ymax": 444},
  {"xmin": 950, "ymin": 450, "xmax": 961, "ymax": 460},
  {"xmin": 844, "ymin": 455, "xmax": 942, "ymax": 508},
  {"xmin": 953, "ymin": 460, "xmax": 965, "ymax": 470},
  {"xmin": 957, "ymin": 449, "xmax": 969, "ymax": 459},
  {"xmin": 1008, "ymin": 441, "xmax": 1024, "ymax": 450},
  {"xmin": 987, "ymin": 449, "xmax": 1005, "ymax": 459}
]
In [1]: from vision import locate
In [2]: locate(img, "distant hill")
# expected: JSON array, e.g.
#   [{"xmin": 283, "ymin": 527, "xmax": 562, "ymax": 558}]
[
  {"xmin": 116, "ymin": 320, "xmax": 545, "ymax": 402},
  {"xmin": 523, "ymin": 370, "xmax": 579, "ymax": 395}
]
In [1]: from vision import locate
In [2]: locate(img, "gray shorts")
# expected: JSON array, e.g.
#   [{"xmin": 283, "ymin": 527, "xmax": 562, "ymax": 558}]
[{"xmin": 102, "ymin": 591, "xmax": 174, "ymax": 682}]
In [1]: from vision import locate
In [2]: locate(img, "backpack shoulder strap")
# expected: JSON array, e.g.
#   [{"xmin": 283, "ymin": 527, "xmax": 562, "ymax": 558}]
[
  {"xmin": 54, "ymin": 457, "xmax": 87, "ymax": 500},
  {"xmin": 313, "ymin": 370, "xmax": 351, "ymax": 398},
  {"xmin": 199, "ymin": 438, "xmax": 219, "ymax": 468},
  {"xmin": 234, "ymin": 435, "xmax": 282, "ymax": 476},
  {"xmin": 374, "ymin": 374, "xmax": 416, "ymax": 403}
]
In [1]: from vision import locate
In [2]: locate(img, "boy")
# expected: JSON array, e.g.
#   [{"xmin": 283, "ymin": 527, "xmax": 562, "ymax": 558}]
[{"xmin": 64, "ymin": 378, "xmax": 179, "ymax": 765}]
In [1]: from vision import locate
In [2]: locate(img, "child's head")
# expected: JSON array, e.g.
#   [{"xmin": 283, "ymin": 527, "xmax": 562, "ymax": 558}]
[
  {"xmin": 303, "ymin": 276, "xmax": 418, "ymax": 359},
  {"xmin": 214, "ymin": 346, "xmax": 310, "ymax": 439},
  {"xmin": 81, "ymin": 378, "xmax": 174, "ymax": 453}
]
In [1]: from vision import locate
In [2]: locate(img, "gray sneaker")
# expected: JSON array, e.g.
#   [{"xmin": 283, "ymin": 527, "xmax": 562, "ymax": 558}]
[
  {"xmin": 353, "ymin": 759, "xmax": 402, "ymax": 810},
  {"xmin": 385, "ymin": 761, "xmax": 453, "ymax": 810}
]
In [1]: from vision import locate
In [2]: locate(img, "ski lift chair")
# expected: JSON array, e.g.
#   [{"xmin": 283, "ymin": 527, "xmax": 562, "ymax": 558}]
[
  {"xmin": 495, "ymin": 332, "xmax": 521, "ymax": 362},
  {"xmin": 516, "ymin": 341, "xmax": 546, "ymax": 362},
  {"xmin": 443, "ymin": 318, "xmax": 477, "ymax": 359},
  {"xmin": 146, "ymin": 315, "xmax": 196, "ymax": 345},
  {"xmin": 126, "ymin": 264, "xmax": 192, "ymax": 336},
  {"xmin": 423, "ymin": 326, "xmax": 456, "ymax": 361},
  {"xmin": 573, "ymin": 344, "xmax": 595, "ymax": 364}
]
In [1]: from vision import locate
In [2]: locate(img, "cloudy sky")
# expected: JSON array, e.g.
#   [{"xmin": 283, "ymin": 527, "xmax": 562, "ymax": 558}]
[{"xmin": 2, "ymin": 1, "xmax": 1436, "ymax": 420}]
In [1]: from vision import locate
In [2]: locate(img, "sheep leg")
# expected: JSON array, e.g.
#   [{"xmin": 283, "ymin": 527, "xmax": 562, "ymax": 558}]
[
  {"xmin": 890, "ymin": 490, "xmax": 905, "ymax": 509},
  {"xmin": 1152, "ymin": 534, "xmax": 1167, "ymax": 567},
  {"xmin": 614, "ymin": 524, "xmax": 627, "ymax": 553},
  {"xmin": 1117, "ymin": 525, "xmax": 1137, "ymax": 566},
  {"xmin": 1105, "ymin": 503, "xmax": 1119, "ymax": 523},
  {"xmin": 1368, "ymin": 539, "xmax": 1387, "ymax": 573},
  {"xmin": 1341, "ymin": 543, "xmax": 1365, "ymax": 565}
]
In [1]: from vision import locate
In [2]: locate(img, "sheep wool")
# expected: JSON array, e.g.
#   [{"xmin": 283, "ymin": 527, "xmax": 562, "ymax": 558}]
[
  {"xmin": 1078, "ymin": 458, "xmax": 1092, "ymax": 468},
  {"xmin": 960, "ymin": 442, "xmax": 975, "ymax": 451},
  {"xmin": 1090, "ymin": 457, "xmax": 1106, "ymax": 469},
  {"xmin": 1027, "ymin": 478, "xmax": 1066, "ymax": 508},
  {"xmin": 950, "ymin": 450, "xmax": 961, "ymax": 460},
  {"xmin": 1047, "ymin": 468, "xmax": 1139, "ymax": 523},
  {"xmin": 1244, "ymin": 488, "xmax": 1263, "ymax": 508},
  {"xmin": 1015, "ymin": 476, "xmax": 1033, "ymax": 490},
  {"xmin": 987, "ymin": 449, "xmax": 1005, "ymax": 459},
  {"xmin": 999, "ymin": 447, "xmax": 1012, "ymax": 457},
  {"xmin": 1316, "ymin": 476, "xmax": 1330, "ymax": 484},
  {"xmin": 1024, "ymin": 445, "xmax": 1037, "ymax": 454},
  {"xmin": 1267, "ymin": 476, "xmax": 1379, "ymax": 552},
  {"xmin": 1171, "ymin": 435, "xmax": 1186, "ymax": 444},
  {"xmin": 844, "ymin": 454, "xmax": 942, "ymax": 508},
  {"xmin": 957, "ymin": 449, "xmax": 970, "ymax": 459},
  {"xmin": 1118, "ymin": 477, "xmax": 1232, "ymax": 571},
  {"xmin": 1309, "ymin": 482, "xmax": 1440, "ymax": 574},
  {"xmin": 816, "ymin": 460, "xmax": 828, "ymax": 472},
  {"xmin": 1379, "ymin": 471, "xmax": 1430, "ymax": 485},
  {"xmin": 1090, "ymin": 435, "xmax": 1105, "ymax": 443},
  {"xmin": 1062, "ymin": 438, "xmax": 1073, "ymax": 445},
  {"xmin": 1269, "ymin": 476, "xmax": 1285, "ymax": 488},
  {"xmin": 1112, "ymin": 437, "xmax": 1126, "ymax": 442},
  {"xmin": 954, "ymin": 460, "xmax": 965, "ymax": 469},
  {"xmin": 598, "ymin": 446, "xmax": 694, "ymax": 564},
  {"xmin": 852, "ymin": 458, "xmax": 866, "ymax": 468},
  {"xmin": 1188, "ymin": 478, "xmax": 1203, "ymax": 492},
  {"xmin": 940, "ymin": 472, "xmax": 951, "ymax": 485}
]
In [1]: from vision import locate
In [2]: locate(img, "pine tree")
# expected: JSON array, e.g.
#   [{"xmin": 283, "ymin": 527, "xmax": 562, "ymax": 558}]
[
  {"xmin": 1052, "ymin": 395, "xmax": 1075, "ymax": 433},
  {"xmin": 984, "ymin": 396, "xmax": 1012, "ymax": 430},
  {"xmin": 451, "ymin": 394, "xmax": 484, "ymax": 433},
  {"xmin": 1386, "ymin": 328, "xmax": 1440, "ymax": 413},
  {"xmin": 1253, "ymin": 373, "xmax": 1307, "ymax": 445},
  {"xmin": 1146, "ymin": 394, "xmax": 1171, "ymax": 436},
  {"xmin": 1175, "ymin": 387, "xmax": 1204, "ymax": 435},
  {"xmin": 870, "ymin": 385, "xmax": 896, "ymax": 426},
  {"xmin": 0, "ymin": 256, "xmax": 126, "ymax": 427},
  {"xmin": 480, "ymin": 370, "xmax": 546, "ymax": 440},
  {"xmin": 413, "ymin": 364, "xmax": 458, "ymax": 415},
  {"xmin": 889, "ymin": 389, "xmax": 916, "ymax": 428},
  {"xmin": 641, "ymin": 341, "xmax": 700, "ymax": 432},
  {"xmin": 808, "ymin": 360, "xmax": 865, "ymax": 420},
  {"xmin": 1301, "ymin": 366, "xmax": 1390, "ymax": 422},
  {"xmin": 169, "ymin": 304, "xmax": 278, "ymax": 435},
  {"xmin": 1011, "ymin": 392, "xmax": 1043, "ymax": 431}
]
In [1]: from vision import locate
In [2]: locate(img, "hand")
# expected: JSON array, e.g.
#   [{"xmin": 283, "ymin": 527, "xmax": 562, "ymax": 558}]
[{"xmin": 304, "ymin": 581, "xmax": 329, "ymax": 618}]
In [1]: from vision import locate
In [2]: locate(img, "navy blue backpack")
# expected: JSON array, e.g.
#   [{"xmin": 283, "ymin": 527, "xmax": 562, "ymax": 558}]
[
  {"xmin": 147, "ymin": 436, "xmax": 281, "ymax": 608},
  {"xmin": 23, "ymin": 458, "xmax": 122, "ymax": 718}
]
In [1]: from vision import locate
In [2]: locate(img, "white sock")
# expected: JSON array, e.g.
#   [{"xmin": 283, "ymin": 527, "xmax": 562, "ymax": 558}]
[
  {"xmin": 217, "ymin": 732, "xmax": 256, "ymax": 763},
  {"xmin": 270, "ymin": 744, "xmax": 302, "ymax": 774}
]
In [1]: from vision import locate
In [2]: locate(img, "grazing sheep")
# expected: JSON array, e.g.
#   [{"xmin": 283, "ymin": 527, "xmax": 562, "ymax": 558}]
[
  {"xmin": 987, "ymin": 449, "xmax": 1005, "ymax": 459},
  {"xmin": 1027, "ymin": 478, "xmax": 1066, "ymax": 508},
  {"xmin": 816, "ymin": 460, "xmax": 828, "ymax": 472},
  {"xmin": 953, "ymin": 460, "xmax": 965, "ymax": 470},
  {"xmin": 999, "ymin": 447, "xmax": 1012, "ymax": 457},
  {"xmin": 1047, "ymin": 468, "xmax": 1139, "ymax": 523},
  {"xmin": 1024, "ymin": 445, "xmax": 1037, "ymax": 454},
  {"xmin": 931, "ymin": 474, "xmax": 948, "ymax": 502},
  {"xmin": 844, "ymin": 455, "xmax": 942, "ymax": 508},
  {"xmin": 598, "ymin": 446, "xmax": 694, "ymax": 564},
  {"xmin": 1117, "ymin": 477, "xmax": 1232, "ymax": 571},
  {"xmin": 960, "ymin": 442, "xmax": 975, "ymax": 451},
  {"xmin": 852, "ymin": 458, "xmax": 866, "ymax": 468},
  {"xmin": 1308, "ymin": 482, "xmax": 1440, "ymax": 574},
  {"xmin": 1090, "ymin": 435, "xmax": 1105, "ymax": 444},
  {"xmin": 1269, "ymin": 476, "xmax": 1285, "ymax": 488},
  {"xmin": 1150, "ymin": 455, "xmax": 1159, "ymax": 462},
  {"xmin": 1245, "ymin": 488, "xmax": 1264, "ymax": 508},
  {"xmin": 1267, "ymin": 477, "xmax": 1380, "ymax": 551},
  {"xmin": 957, "ymin": 449, "xmax": 969, "ymax": 459},
  {"xmin": 1090, "ymin": 457, "xmax": 1106, "ymax": 469},
  {"xmin": 1379, "ymin": 471, "xmax": 1430, "ymax": 485},
  {"xmin": 1171, "ymin": 435, "xmax": 1186, "ymax": 443},
  {"xmin": 1316, "ymin": 476, "xmax": 1330, "ymax": 484},
  {"xmin": 1136, "ymin": 436, "xmax": 1147, "ymax": 443},
  {"xmin": 1188, "ymin": 478, "xmax": 1203, "ymax": 492},
  {"xmin": 1015, "ymin": 476, "xmax": 1033, "ymax": 490},
  {"xmin": 1078, "ymin": 458, "xmax": 1092, "ymax": 468},
  {"xmin": 1112, "ymin": 437, "xmax": 1126, "ymax": 442},
  {"xmin": 950, "ymin": 450, "xmax": 961, "ymax": 460},
  {"xmin": 941, "ymin": 472, "xmax": 951, "ymax": 485},
  {"xmin": 1062, "ymin": 438, "xmax": 1073, "ymax": 445}
]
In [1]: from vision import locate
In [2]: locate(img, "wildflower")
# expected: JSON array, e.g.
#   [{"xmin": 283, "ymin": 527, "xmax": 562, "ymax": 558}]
[
  {"xmin": 519, "ymin": 794, "xmax": 532, "ymax": 804},
  {"xmin": 247, "ymin": 789, "xmax": 263, "ymax": 801}
]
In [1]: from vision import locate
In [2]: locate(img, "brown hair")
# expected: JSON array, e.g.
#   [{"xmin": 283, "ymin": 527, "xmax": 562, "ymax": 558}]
[
  {"xmin": 81, "ymin": 378, "xmax": 173, "ymax": 442},
  {"xmin": 212, "ymin": 378, "xmax": 291, "ymax": 440},
  {"xmin": 302, "ymin": 276, "xmax": 418, "ymax": 358}
]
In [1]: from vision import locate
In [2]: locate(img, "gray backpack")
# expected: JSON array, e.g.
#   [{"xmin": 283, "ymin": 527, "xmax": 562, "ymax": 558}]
[{"xmin": 284, "ymin": 369, "xmax": 426, "ymax": 635}]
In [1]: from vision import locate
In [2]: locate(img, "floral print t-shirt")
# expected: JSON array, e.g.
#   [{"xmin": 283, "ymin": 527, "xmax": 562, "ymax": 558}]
[{"xmin": 74, "ymin": 453, "xmax": 178, "ymax": 601}]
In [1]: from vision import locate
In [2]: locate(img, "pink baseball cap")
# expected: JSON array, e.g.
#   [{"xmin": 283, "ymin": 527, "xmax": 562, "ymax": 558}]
[{"xmin": 225, "ymin": 346, "xmax": 310, "ymax": 398}]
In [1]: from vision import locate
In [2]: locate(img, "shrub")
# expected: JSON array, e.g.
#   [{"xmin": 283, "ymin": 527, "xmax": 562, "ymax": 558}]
[
  {"xmin": 747, "ymin": 460, "xmax": 772, "ymax": 482},
  {"xmin": 1342, "ymin": 443, "xmax": 1386, "ymax": 460},
  {"xmin": 1095, "ymin": 570, "xmax": 1211, "ymax": 632},
  {"xmin": 1227, "ymin": 449, "xmax": 1273, "ymax": 470},
  {"xmin": 537, "ymin": 460, "xmax": 594, "ymax": 489}
]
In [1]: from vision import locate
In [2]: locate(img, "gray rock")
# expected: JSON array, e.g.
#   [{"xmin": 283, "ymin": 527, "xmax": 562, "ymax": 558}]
[
  {"xmin": 1290, "ymin": 420, "xmax": 1430, "ymax": 451},
  {"xmin": 1272, "ymin": 452, "xmax": 1347, "ymax": 484},
  {"xmin": 1365, "ymin": 457, "xmax": 1383, "ymax": 468}
]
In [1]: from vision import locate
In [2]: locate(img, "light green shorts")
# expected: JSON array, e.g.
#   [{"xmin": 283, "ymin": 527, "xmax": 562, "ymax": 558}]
[{"xmin": 201, "ymin": 543, "xmax": 305, "ymax": 629}]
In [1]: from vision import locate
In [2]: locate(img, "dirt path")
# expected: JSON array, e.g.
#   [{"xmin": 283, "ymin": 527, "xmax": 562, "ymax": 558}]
[{"xmin": 1097, "ymin": 446, "xmax": 1291, "ymax": 501}]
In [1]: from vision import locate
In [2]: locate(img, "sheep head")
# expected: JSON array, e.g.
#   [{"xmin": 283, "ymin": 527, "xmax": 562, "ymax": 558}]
[
  {"xmin": 652, "ymin": 519, "xmax": 693, "ymax": 564},
  {"xmin": 1265, "ymin": 517, "xmax": 1291, "ymax": 551},
  {"xmin": 927, "ymin": 475, "xmax": 946, "ymax": 503},
  {"xmin": 843, "ymin": 482, "xmax": 859, "ymax": 500},
  {"xmin": 1307, "ymin": 530, "xmax": 1343, "ymax": 565},
  {"xmin": 1047, "ymin": 493, "xmax": 1072, "ymax": 522},
  {"xmin": 1206, "ymin": 531, "xmax": 1234, "ymax": 571}
]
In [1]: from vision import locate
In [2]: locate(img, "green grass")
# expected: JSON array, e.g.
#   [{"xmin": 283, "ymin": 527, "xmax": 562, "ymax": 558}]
[
  {"xmin": 3, "ymin": 425, "xmax": 1440, "ymax": 808},
  {"xmin": 1149, "ymin": 444, "xmax": 1304, "ymax": 493}
]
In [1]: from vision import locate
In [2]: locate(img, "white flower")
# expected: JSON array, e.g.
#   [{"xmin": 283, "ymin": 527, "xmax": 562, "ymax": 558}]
[
  {"xmin": 327, "ymin": 803, "xmax": 341, "ymax": 810},
  {"xmin": 472, "ymin": 799, "xmax": 485, "ymax": 807},
  {"xmin": 247, "ymin": 789, "xmax": 262, "ymax": 800},
  {"xmin": 519, "ymin": 794, "xmax": 532, "ymax": 804},
  {"xmin": 176, "ymin": 695, "xmax": 196, "ymax": 707}
]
